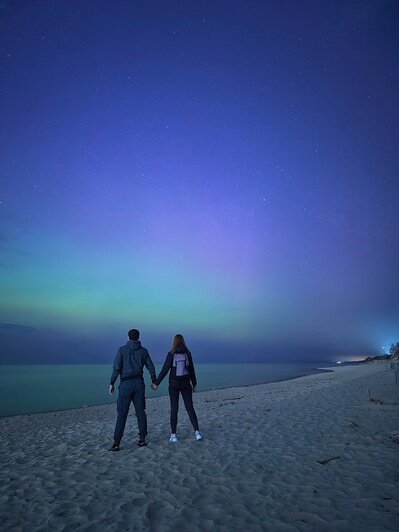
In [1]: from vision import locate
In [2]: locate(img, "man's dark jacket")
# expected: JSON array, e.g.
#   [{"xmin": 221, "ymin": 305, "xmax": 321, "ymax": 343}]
[{"xmin": 110, "ymin": 340, "xmax": 156, "ymax": 385}]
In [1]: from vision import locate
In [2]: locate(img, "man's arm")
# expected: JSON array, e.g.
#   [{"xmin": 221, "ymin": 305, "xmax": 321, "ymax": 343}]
[
  {"xmin": 110, "ymin": 349, "xmax": 123, "ymax": 388},
  {"xmin": 144, "ymin": 350, "xmax": 157, "ymax": 383}
]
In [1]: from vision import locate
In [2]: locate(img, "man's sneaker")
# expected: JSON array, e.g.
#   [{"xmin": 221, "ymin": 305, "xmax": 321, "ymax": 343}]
[
  {"xmin": 195, "ymin": 431, "xmax": 203, "ymax": 441},
  {"xmin": 109, "ymin": 443, "xmax": 120, "ymax": 452},
  {"xmin": 137, "ymin": 439, "xmax": 147, "ymax": 447},
  {"xmin": 170, "ymin": 435, "xmax": 178, "ymax": 443}
]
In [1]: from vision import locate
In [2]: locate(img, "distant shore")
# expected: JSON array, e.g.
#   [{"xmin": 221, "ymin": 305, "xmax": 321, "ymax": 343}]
[{"xmin": 1, "ymin": 363, "xmax": 398, "ymax": 531}]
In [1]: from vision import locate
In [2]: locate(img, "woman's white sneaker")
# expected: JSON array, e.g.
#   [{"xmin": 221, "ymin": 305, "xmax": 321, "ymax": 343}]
[
  {"xmin": 170, "ymin": 434, "xmax": 178, "ymax": 443},
  {"xmin": 195, "ymin": 431, "xmax": 203, "ymax": 441}
]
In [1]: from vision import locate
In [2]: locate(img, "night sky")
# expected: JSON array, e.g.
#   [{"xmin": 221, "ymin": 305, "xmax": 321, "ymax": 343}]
[{"xmin": 0, "ymin": 1, "xmax": 398, "ymax": 364}]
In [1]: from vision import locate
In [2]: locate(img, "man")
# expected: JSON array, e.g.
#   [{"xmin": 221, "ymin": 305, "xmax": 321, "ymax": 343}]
[{"xmin": 109, "ymin": 329, "xmax": 157, "ymax": 451}]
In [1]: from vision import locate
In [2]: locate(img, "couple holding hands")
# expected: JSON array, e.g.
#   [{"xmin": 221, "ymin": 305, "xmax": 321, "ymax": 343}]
[{"xmin": 109, "ymin": 329, "xmax": 202, "ymax": 451}]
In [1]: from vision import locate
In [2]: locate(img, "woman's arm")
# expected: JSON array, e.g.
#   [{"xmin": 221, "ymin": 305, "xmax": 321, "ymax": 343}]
[
  {"xmin": 155, "ymin": 353, "xmax": 173, "ymax": 386},
  {"xmin": 188, "ymin": 352, "xmax": 197, "ymax": 388}
]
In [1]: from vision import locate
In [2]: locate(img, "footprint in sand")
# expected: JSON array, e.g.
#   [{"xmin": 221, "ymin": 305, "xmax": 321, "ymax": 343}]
[{"xmin": 120, "ymin": 498, "xmax": 146, "ymax": 513}]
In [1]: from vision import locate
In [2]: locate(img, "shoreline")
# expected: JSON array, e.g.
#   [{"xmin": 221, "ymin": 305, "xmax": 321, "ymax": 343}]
[
  {"xmin": 0, "ymin": 365, "xmax": 333, "ymax": 419},
  {"xmin": 1, "ymin": 363, "xmax": 398, "ymax": 531}
]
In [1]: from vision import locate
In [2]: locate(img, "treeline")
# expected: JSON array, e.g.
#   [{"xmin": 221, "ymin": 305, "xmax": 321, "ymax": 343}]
[{"xmin": 365, "ymin": 342, "xmax": 399, "ymax": 362}]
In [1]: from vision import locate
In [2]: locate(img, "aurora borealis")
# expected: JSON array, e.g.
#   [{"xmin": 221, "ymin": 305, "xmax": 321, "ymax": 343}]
[{"xmin": 0, "ymin": 1, "xmax": 398, "ymax": 363}]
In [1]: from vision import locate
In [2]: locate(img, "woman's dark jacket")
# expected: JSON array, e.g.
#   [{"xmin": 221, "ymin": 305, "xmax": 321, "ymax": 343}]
[{"xmin": 155, "ymin": 345, "xmax": 197, "ymax": 387}]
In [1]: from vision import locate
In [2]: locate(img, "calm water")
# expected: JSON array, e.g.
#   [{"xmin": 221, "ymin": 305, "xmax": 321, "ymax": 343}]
[{"xmin": 0, "ymin": 363, "xmax": 331, "ymax": 417}]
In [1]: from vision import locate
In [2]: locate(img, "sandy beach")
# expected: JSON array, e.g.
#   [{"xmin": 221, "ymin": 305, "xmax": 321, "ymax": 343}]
[{"xmin": 1, "ymin": 363, "xmax": 398, "ymax": 531}]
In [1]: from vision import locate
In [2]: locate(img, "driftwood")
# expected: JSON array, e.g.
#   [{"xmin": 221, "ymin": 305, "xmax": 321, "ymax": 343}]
[
  {"xmin": 223, "ymin": 396, "xmax": 243, "ymax": 401},
  {"xmin": 206, "ymin": 396, "xmax": 244, "ymax": 404},
  {"xmin": 317, "ymin": 455, "xmax": 341, "ymax": 465},
  {"xmin": 368, "ymin": 389, "xmax": 399, "ymax": 405}
]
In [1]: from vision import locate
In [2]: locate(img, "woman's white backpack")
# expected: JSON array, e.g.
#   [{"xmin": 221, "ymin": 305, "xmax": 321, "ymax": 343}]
[{"xmin": 173, "ymin": 353, "xmax": 189, "ymax": 376}]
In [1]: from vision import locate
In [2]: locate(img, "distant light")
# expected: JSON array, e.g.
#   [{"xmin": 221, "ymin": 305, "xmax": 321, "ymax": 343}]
[{"xmin": 336, "ymin": 361, "xmax": 342, "ymax": 364}]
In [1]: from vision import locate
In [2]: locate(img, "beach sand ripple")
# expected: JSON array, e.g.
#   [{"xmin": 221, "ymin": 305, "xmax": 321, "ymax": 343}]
[{"xmin": 1, "ymin": 364, "xmax": 398, "ymax": 531}]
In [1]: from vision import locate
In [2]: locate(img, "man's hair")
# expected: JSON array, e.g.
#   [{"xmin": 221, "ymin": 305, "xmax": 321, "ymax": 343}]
[{"xmin": 128, "ymin": 329, "xmax": 140, "ymax": 341}]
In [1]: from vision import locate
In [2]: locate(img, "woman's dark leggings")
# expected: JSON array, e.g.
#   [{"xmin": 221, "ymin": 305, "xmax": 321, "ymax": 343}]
[{"xmin": 169, "ymin": 379, "xmax": 199, "ymax": 433}]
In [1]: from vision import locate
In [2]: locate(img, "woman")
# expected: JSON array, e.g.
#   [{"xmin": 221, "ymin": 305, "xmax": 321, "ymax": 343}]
[{"xmin": 152, "ymin": 334, "xmax": 202, "ymax": 442}]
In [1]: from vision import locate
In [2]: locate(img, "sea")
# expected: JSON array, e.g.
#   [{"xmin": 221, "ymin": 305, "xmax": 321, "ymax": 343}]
[{"xmin": 0, "ymin": 362, "xmax": 332, "ymax": 417}]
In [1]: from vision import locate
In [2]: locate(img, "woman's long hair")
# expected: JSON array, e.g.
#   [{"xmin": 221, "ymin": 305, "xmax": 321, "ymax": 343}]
[{"xmin": 171, "ymin": 334, "xmax": 191, "ymax": 356}]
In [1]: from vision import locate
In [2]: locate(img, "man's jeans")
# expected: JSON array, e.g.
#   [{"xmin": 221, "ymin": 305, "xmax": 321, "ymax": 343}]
[{"xmin": 114, "ymin": 378, "xmax": 147, "ymax": 444}]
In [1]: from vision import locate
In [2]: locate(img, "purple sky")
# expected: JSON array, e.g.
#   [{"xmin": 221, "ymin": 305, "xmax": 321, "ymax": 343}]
[{"xmin": 0, "ymin": 1, "xmax": 398, "ymax": 363}]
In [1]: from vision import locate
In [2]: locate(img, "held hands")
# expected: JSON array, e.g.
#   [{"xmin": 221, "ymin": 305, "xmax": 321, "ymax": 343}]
[
  {"xmin": 193, "ymin": 386, "xmax": 197, "ymax": 393},
  {"xmin": 109, "ymin": 384, "xmax": 114, "ymax": 395},
  {"xmin": 151, "ymin": 383, "xmax": 158, "ymax": 391}
]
